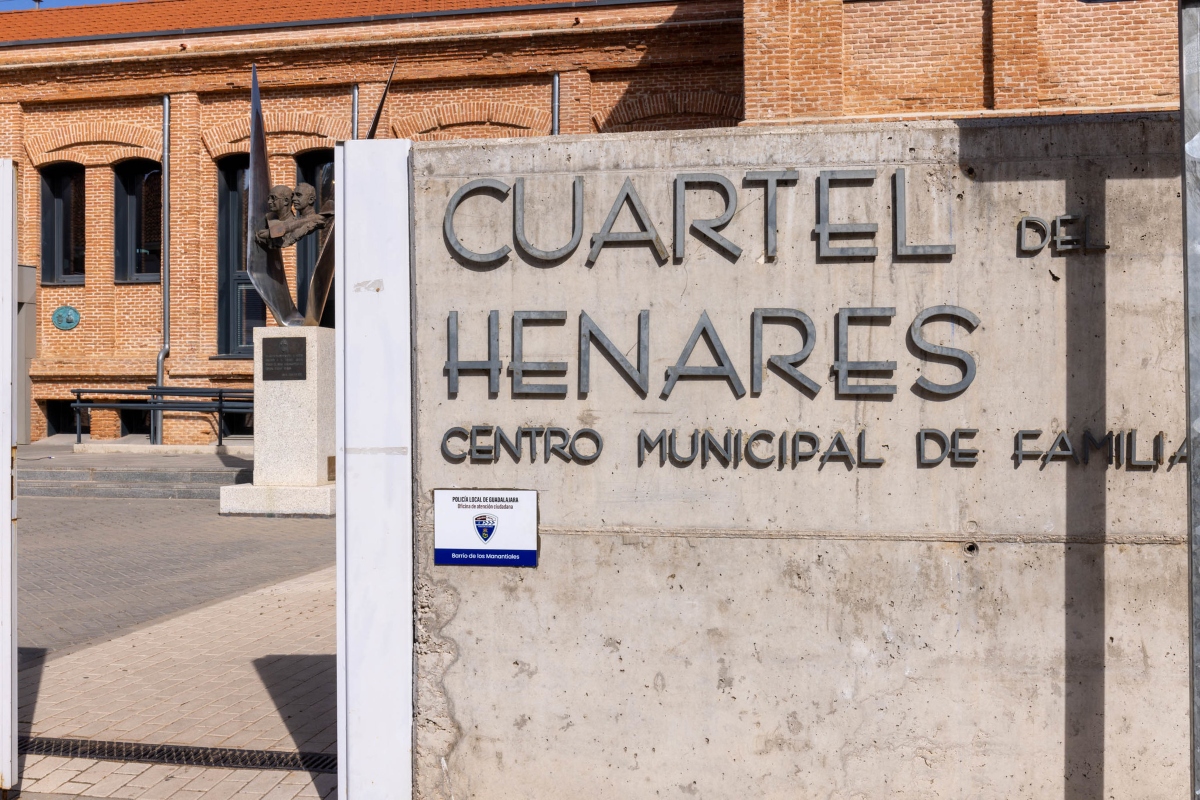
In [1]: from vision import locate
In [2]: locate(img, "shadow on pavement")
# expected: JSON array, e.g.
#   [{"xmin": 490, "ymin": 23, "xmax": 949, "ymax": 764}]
[
  {"xmin": 17, "ymin": 647, "xmax": 46, "ymax": 779},
  {"xmin": 254, "ymin": 654, "xmax": 336, "ymax": 788}
]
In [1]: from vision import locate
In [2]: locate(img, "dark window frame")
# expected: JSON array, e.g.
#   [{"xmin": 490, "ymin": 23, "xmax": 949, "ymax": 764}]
[
  {"xmin": 216, "ymin": 154, "xmax": 265, "ymax": 357},
  {"xmin": 113, "ymin": 158, "xmax": 163, "ymax": 284},
  {"xmin": 40, "ymin": 162, "xmax": 86, "ymax": 286}
]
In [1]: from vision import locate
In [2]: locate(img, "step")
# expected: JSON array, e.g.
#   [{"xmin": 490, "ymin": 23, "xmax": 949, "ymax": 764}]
[
  {"xmin": 17, "ymin": 481, "xmax": 228, "ymax": 500},
  {"xmin": 16, "ymin": 467, "xmax": 251, "ymax": 486}
]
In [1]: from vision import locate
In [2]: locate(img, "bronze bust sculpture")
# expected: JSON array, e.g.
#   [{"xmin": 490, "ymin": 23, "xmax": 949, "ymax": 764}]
[
  {"xmin": 255, "ymin": 182, "xmax": 331, "ymax": 250},
  {"xmin": 245, "ymin": 69, "xmax": 335, "ymax": 327},
  {"xmin": 244, "ymin": 58, "xmax": 393, "ymax": 327}
]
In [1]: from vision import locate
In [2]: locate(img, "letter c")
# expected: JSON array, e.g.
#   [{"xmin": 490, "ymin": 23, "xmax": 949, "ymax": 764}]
[
  {"xmin": 444, "ymin": 178, "xmax": 512, "ymax": 265},
  {"xmin": 441, "ymin": 427, "xmax": 469, "ymax": 462}
]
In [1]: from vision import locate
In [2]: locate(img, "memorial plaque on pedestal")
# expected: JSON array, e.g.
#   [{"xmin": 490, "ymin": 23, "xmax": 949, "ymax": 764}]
[{"xmin": 262, "ymin": 337, "xmax": 306, "ymax": 381}]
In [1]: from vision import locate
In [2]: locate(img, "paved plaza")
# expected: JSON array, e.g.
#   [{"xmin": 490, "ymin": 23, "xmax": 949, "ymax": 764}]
[{"xmin": 13, "ymin": 491, "xmax": 336, "ymax": 799}]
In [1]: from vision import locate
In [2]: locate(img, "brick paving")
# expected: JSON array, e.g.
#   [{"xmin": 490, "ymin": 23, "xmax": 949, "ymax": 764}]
[
  {"xmin": 19, "ymin": 496, "xmax": 333, "ymax": 657},
  {"xmin": 14, "ymin": 495, "xmax": 338, "ymax": 798}
]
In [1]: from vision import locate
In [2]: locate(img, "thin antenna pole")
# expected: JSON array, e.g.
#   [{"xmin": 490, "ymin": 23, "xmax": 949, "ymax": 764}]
[{"xmin": 365, "ymin": 57, "xmax": 398, "ymax": 141}]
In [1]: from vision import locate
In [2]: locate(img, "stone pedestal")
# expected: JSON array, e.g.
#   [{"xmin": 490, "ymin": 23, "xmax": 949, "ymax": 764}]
[{"xmin": 220, "ymin": 326, "xmax": 335, "ymax": 516}]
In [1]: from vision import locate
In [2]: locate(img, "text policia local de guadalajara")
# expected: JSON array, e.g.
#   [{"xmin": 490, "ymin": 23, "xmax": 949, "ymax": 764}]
[{"xmin": 438, "ymin": 169, "xmax": 1183, "ymax": 471}]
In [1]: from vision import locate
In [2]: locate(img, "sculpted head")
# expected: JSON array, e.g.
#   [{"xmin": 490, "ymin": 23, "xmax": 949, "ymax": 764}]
[
  {"xmin": 267, "ymin": 185, "xmax": 294, "ymax": 219},
  {"xmin": 293, "ymin": 183, "xmax": 317, "ymax": 217}
]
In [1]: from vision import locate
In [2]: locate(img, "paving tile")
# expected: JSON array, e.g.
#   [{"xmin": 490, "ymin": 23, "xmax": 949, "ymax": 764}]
[
  {"xmin": 137, "ymin": 775, "xmax": 196, "ymax": 800},
  {"xmin": 125, "ymin": 765, "xmax": 179, "ymax": 789},
  {"xmin": 21, "ymin": 755, "xmax": 68, "ymax": 780},
  {"xmin": 113, "ymin": 764, "xmax": 152, "ymax": 776},
  {"xmin": 82, "ymin": 769, "xmax": 138, "ymax": 798},
  {"xmin": 23, "ymin": 768, "xmax": 84, "ymax": 793},
  {"xmin": 57, "ymin": 780, "xmax": 102, "ymax": 793},
  {"xmin": 261, "ymin": 781, "xmax": 305, "ymax": 800},
  {"xmin": 197, "ymin": 773, "xmax": 266, "ymax": 800},
  {"xmin": 105, "ymin": 781, "xmax": 151, "ymax": 799},
  {"xmin": 242, "ymin": 770, "xmax": 287, "ymax": 795},
  {"xmin": 74, "ymin": 760, "xmax": 121, "ymax": 783}
]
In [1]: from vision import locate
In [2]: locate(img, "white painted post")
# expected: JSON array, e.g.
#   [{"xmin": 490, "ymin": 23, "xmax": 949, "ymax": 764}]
[
  {"xmin": 0, "ymin": 160, "xmax": 17, "ymax": 791},
  {"xmin": 335, "ymin": 140, "xmax": 414, "ymax": 799}
]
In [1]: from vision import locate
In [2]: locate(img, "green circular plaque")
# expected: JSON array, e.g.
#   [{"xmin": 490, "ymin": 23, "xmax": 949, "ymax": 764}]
[{"xmin": 51, "ymin": 306, "xmax": 80, "ymax": 331}]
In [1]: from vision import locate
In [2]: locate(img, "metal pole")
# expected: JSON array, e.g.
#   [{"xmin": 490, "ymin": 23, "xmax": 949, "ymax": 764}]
[
  {"xmin": 153, "ymin": 94, "xmax": 170, "ymax": 445},
  {"xmin": 1181, "ymin": 3, "xmax": 1200, "ymax": 795},
  {"xmin": 352, "ymin": 84, "xmax": 359, "ymax": 140},
  {"xmin": 551, "ymin": 73, "xmax": 560, "ymax": 135}
]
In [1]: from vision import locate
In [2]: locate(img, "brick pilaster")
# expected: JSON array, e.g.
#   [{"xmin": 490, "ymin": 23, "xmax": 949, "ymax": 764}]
[
  {"xmin": 85, "ymin": 166, "xmax": 115, "ymax": 352},
  {"xmin": 557, "ymin": 69, "xmax": 592, "ymax": 135},
  {"xmin": 742, "ymin": 0, "xmax": 792, "ymax": 122},
  {"xmin": 744, "ymin": 0, "xmax": 844, "ymax": 122},
  {"xmin": 166, "ymin": 92, "xmax": 205, "ymax": 370},
  {"xmin": 791, "ymin": 0, "xmax": 844, "ymax": 117},
  {"xmin": 90, "ymin": 408, "xmax": 120, "ymax": 440},
  {"xmin": 0, "ymin": 103, "xmax": 22, "ymax": 161},
  {"xmin": 990, "ymin": 0, "xmax": 1039, "ymax": 109}
]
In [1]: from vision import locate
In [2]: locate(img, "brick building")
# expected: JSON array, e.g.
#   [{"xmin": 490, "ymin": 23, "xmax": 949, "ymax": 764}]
[{"xmin": 0, "ymin": 0, "xmax": 1177, "ymax": 443}]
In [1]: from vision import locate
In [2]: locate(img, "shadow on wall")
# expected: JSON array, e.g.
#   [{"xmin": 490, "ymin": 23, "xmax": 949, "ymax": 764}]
[
  {"xmin": 384, "ymin": 5, "xmax": 744, "ymax": 140},
  {"xmin": 254, "ymin": 654, "xmax": 337, "ymax": 788},
  {"xmin": 956, "ymin": 112, "xmax": 1179, "ymax": 800}
]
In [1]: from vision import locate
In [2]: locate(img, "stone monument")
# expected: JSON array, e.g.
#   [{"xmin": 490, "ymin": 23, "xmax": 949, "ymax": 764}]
[
  {"xmin": 219, "ymin": 325, "xmax": 335, "ymax": 515},
  {"xmin": 220, "ymin": 65, "xmax": 337, "ymax": 516}
]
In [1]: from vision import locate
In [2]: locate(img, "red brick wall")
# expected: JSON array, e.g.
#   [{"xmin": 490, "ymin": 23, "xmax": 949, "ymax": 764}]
[
  {"xmin": 1037, "ymin": 0, "xmax": 1176, "ymax": 108},
  {"xmin": 590, "ymin": 66, "xmax": 743, "ymax": 132},
  {"xmin": 843, "ymin": 0, "xmax": 989, "ymax": 115},
  {"xmin": 387, "ymin": 76, "xmax": 553, "ymax": 139},
  {"xmin": 790, "ymin": 0, "xmax": 845, "ymax": 117},
  {"xmin": 991, "ymin": 0, "xmax": 1038, "ymax": 109},
  {"xmin": 0, "ymin": 1, "xmax": 743, "ymax": 443},
  {"xmin": 743, "ymin": 0, "xmax": 1179, "ymax": 123}
]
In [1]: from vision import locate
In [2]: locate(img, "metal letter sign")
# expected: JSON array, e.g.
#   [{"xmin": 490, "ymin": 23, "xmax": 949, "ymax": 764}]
[
  {"xmin": 1181, "ymin": 3, "xmax": 1200, "ymax": 794},
  {"xmin": 433, "ymin": 489, "xmax": 538, "ymax": 567}
]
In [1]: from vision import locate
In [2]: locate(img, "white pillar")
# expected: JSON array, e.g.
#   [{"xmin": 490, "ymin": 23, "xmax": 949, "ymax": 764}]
[
  {"xmin": 335, "ymin": 140, "xmax": 414, "ymax": 799},
  {"xmin": 0, "ymin": 160, "xmax": 18, "ymax": 789}
]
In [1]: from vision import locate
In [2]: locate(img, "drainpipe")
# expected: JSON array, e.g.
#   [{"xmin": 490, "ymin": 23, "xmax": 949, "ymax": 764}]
[
  {"xmin": 551, "ymin": 73, "xmax": 560, "ymax": 135},
  {"xmin": 153, "ymin": 94, "xmax": 170, "ymax": 444},
  {"xmin": 352, "ymin": 84, "xmax": 359, "ymax": 139}
]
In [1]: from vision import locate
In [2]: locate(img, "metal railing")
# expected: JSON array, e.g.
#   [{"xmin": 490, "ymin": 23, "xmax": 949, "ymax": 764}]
[{"xmin": 70, "ymin": 386, "xmax": 253, "ymax": 446}]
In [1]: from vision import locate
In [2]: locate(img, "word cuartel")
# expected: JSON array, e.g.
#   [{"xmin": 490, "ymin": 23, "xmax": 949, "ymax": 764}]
[
  {"xmin": 441, "ymin": 426, "xmax": 1187, "ymax": 471},
  {"xmin": 444, "ymin": 171, "xmax": 1098, "ymax": 266}
]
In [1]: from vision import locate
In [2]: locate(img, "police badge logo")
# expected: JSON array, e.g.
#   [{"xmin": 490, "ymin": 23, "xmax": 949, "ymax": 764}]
[{"xmin": 473, "ymin": 514, "xmax": 498, "ymax": 543}]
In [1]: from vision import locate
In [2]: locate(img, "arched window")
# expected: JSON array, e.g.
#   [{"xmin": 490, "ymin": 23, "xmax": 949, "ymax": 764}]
[
  {"xmin": 216, "ymin": 154, "xmax": 265, "ymax": 356},
  {"xmin": 295, "ymin": 149, "xmax": 334, "ymax": 327},
  {"xmin": 40, "ymin": 162, "xmax": 85, "ymax": 285},
  {"xmin": 114, "ymin": 159, "xmax": 162, "ymax": 283}
]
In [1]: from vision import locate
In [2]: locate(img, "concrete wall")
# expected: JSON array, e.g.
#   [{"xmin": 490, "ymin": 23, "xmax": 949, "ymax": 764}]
[{"xmin": 409, "ymin": 115, "xmax": 1185, "ymax": 798}]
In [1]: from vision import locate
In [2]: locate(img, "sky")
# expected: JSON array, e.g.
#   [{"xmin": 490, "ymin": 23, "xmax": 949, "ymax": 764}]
[{"xmin": 0, "ymin": 0, "xmax": 133, "ymax": 10}]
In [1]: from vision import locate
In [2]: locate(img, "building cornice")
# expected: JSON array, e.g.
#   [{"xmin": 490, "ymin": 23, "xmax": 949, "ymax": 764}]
[{"xmin": 0, "ymin": 0, "xmax": 703, "ymax": 50}]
